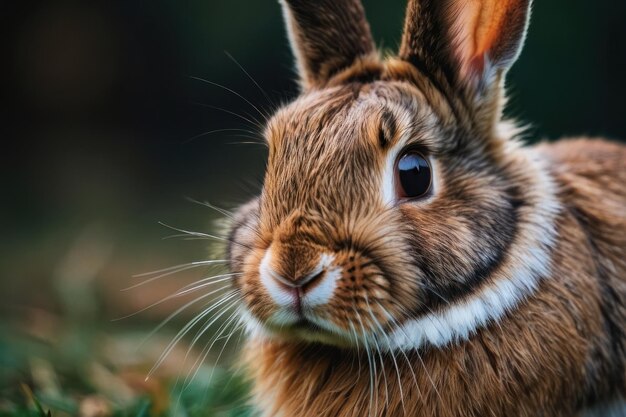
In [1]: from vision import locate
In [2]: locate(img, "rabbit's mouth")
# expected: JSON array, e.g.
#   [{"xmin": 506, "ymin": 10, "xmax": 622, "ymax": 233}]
[
  {"xmin": 235, "ymin": 238, "xmax": 409, "ymax": 348},
  {"xmin": 291, "ymin": 319, "xmax": 319, "ymax": 331},
  {"xmin": 229, "ymin": 204, "xmax": 417, "ymax": 348},
  {"xmin": 243, "ymin": 309, "xmax": 357, "ymax": 347}
]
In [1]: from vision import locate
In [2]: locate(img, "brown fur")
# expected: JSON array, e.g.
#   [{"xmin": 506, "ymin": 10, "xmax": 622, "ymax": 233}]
[
  {"xmin": 239, "ymin": 139, "xmax": 626, "ymax": 417},
  {"xmin": 222, "ymin": 0, "xmax": 626, "ymax": 416}
]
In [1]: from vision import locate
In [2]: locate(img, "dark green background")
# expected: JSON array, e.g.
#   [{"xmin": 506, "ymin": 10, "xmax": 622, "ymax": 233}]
[
  {"xmin": 1, "ymin": 1, "xmax": 625, "ymax": 415},
  {"xmin": 3, "ymin": 0, "xmax": 626, "ymax": 325}
]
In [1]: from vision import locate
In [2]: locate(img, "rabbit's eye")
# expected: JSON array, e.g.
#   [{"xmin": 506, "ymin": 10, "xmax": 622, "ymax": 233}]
[{"xmin": 396, "ymin": 151, "xmax": 432, "ymax": 199}]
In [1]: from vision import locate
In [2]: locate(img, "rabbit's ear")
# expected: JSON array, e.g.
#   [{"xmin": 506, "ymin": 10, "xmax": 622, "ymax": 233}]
[
  {"xmin": 399, "ymin": 0, "xmax": 531, "ymax": 95},
  {"xmin": 280, "ymin": 0, "xmax": 376, "ymax": 90}
]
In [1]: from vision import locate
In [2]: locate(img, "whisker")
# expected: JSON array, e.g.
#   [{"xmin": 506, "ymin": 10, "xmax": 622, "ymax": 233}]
[
  {"xmin": 192, "ymin": 102, "xmax": 264, "ymax": 131},
  {"xmin": 365, "ymin": 296, "xmax": 403, "ymax": 414},
  {"xmin": 189, "ymin": 76, "xmax": 267, "ymax": 123},
  {"xmin": 347, "ymin": 321, "xmax": 363, "ymax": 381},
  {"xmin": 375, "ymin": 302, "xmax": 424, "ymax": 406},
  {"xmin": 186, "ymin": 198, "xmax": 235, "ymax": 219},
  {"xmin": 181, "ymin": 298, "xmax": 241, "ymax": 388},
  {"xmin": 171, "ymin": 295, "xmax": 241, "ymax": 408},
  {"xmin": 354, "ymin": 306, "xmax": 376, "ymax": 417},
  {"xmin": 158, "ymin": 222, "xmax": 254, "ymax": 251},
  {"xmin": 224, "ymin": 310, "xmax": 256, "ymax": 386},
  {"xmin": 377, "ymin": 302, "xmax": 439, "ymax": 404},
  {"xmin": 186, "ymin": 198, "xmax": 267, "ymax": 242},
  {"xmin": 359, "ymin": 299, "xmax": 389, "ymax": 413},
  {"xmin": 137, "ymin": 285, "xmax": 236, "ymax": 356},
  {"xmin": 185, "ymin": 305, "xmax": 242, "ymax": 389},
  {"xmin": 124, "ymin": 260, "xmax": 228, "ymax": 291},
  {"xmin": 224, "ymin": 51, "xmax": 273, "ymax": 106},
  {"xmin": 114, "ymin": 276, "xmax": 232, "ymax": 322},
  {"xmin": 133, "ymin": 260, "xmax": 228, "ymax": 278},
  {"xmin": 184, "ymin": 128, "xmax": 260, "ymax": 144},
  {"xmin": 226, "ymin": 136, "xmax": 268, "ymax": 145},
  {"xmin": 174, "ymin": 273, "xmax": 242, "ymax": 297},
  {"xmin": 146, "ymin": 290, "xmax": 239, "ymax": 380},
  {"xmin": 187, "ymin": 296, "xmax": 240, "ymax": 352}
]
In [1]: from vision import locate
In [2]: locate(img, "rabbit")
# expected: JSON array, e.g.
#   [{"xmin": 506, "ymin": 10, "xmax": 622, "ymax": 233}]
[{"xmin": 223, "ymin": 0, "xmax": 626, "ymax": 416}]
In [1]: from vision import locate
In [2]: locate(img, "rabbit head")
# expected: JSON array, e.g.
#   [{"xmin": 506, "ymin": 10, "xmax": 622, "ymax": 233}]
[{"xmin": 227, "ymin": 0, "xmax": 559, "ymax": 349}]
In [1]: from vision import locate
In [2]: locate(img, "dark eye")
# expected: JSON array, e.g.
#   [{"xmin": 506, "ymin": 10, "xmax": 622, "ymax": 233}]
[{"xmin": 396, "ymin": 151, "xmax": 432, "ymax": 199}]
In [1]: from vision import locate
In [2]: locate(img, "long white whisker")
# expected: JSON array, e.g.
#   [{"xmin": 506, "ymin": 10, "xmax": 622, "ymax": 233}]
[
  {"xmin": 197, "ymin": 307, "xmax": 243, "ymax": 388},
  {"xmin": 188, "ymin": 294, "xmax": 240, "ymax": 353},
  {"xmin": 133, "ymin": 285, "xmax": 231, "ymax": 349},
  {"xmin": 174, "ymin": 273, "xmax": 241, "ymax": 297},
  {"xmin": 115, "ymin": 276, "xmax": 232, "ymax": 321},
  {"xmin": 181, "ymin": 297, "xmax": 241, "ymax": 388},
  {"xmin": 124, "ymin": 260, "xmax": 228, "ymax": 291},
  {"xmin": 133, "ymin": 260, "xmax": 228, "ymax": 277},
  {"xmin": 184, "ymin": 128, "xmax": 260, "ymax": 144},
  {"xmin": 192, "ymin": 102, "xmax": 263, "ymax": 131},
  {"xmin": 187, "ymin": 198, "xmax": 268, "ymax": 242},
  {"xmin": 354, "ymin": 306, "xmax": 376, "ymax": 417},
  {"xmin": 189, "ymin": 76, "xmax": 267, "ymax": 123},
  {"xmin": 158, "ymin": 222, "xmax": 253, "ymax": 250},
  {"xmin": 376, "ymin": 302, "xmax": 428, "ymax": 405},
  {"xmin": 365, "ymin": 296, "xmax": 398, "ymax": 414},
  {"xmin": 224, "ymin": 51, "xmax": 273, "ymax": 106},
  {"xmin": 348, "ymin": 321, "xmax": 363, "ymax": 382},
  {"xmin": 186, "ymin": 198, "xmax": 235, "ymax": 218},
  {"xmin": 171, "ymin": 294, "xmax": 240, "ymax": 408},
  {"xmin": 146, "ymin": 290, "xmax": 237, "ymax": 380},
  {"xmin": 223, "ymin": 310, "xmax": 257, "ymax": 390}
]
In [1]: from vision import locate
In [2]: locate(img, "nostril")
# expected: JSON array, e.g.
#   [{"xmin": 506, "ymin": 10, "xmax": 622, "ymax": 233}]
[
  {"xmin": 271, "ymin": 268, "xmax": 325, "ymax": 290},
  {"xmin": 298, "ymin": 269, "xmax": 325, "ymax": 288}
]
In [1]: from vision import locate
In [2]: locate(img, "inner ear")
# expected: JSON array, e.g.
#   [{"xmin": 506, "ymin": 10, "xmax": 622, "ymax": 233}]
[
  {"xmin": 449, "ymin": 0, "xmax": 532, "ymax": 87},
  {"xmin": 399, "ymin": 0, "xmax": 531, "ymax": 94}
]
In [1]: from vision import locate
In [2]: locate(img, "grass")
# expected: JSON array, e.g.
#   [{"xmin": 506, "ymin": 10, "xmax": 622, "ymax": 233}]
[
  {"xmin": 0, "ymin": 318, "xmax": 252, "ymax": 417},
  {"xmin": 0, "ymin": 313, "xmax": 252, "ymax": 417},
  {"xmin": 0, "ymin": 222, "xmax": 253, "ymax": 417}
]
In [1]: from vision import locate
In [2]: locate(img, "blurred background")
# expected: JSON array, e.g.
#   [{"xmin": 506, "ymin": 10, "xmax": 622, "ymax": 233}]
[{"xmin": 2, "ymin": 0, "xmax": 625, "ymax": 416}]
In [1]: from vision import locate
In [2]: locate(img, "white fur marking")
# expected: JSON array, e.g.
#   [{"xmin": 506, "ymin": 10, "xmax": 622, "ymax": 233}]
[
  {"xmin": 239, "ymin": 307, "xmax": 269, "ymax": 339},
  {"xmin": 303, "ymin": 253, "xmax": 339, "ymax": 307},
  {"xmin": 381, "ymin": 139, "xmax": 404, "ymax": 206},
  {"xmin": 259, "ymin": 250, "xmax": 294, "ymax": 308}
]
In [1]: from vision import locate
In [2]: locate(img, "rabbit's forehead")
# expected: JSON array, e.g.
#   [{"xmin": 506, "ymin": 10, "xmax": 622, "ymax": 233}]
[
  {"xmin": 265, "ymin": 82, "xmax": 439, "ymax": 151},
  {"xmin": 259, "ymin": 83, "xmax": 442, "ymax": 224}
]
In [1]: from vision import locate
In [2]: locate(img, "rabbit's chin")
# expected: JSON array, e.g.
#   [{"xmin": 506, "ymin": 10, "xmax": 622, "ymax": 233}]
[{"xmin": 239, "ymin": 309, "xmax": 361, "ymax": 348}]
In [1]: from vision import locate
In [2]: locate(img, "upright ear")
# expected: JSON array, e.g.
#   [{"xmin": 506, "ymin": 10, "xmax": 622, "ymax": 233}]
[
  {"xmin": 280, "ymin": 0, "xmax": 376, "ymax": 90},
  {"xmin": 399, "ymin": 0, "xmax": 531, "ymax": 96}
]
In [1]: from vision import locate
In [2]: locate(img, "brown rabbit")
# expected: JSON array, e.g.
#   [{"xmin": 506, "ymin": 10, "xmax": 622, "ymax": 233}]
[{"xmin": 224, "ymin": 0, "xmax": 626, "ymax": 416}]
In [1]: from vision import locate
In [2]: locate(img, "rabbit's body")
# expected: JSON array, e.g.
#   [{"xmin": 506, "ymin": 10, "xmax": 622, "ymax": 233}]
[
  {"xmin": 224, "ymin": 0, "xmax": 626, "ymax": 415},
  {"xmin": 241, "ymin": 138, "xmax": 626, "ymax": 417}
]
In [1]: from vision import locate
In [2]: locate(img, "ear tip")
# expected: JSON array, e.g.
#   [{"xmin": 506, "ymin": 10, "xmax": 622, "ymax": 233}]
[{"xmin": 280, "ymin": 0, "xmax": 376, "ymax": 87}]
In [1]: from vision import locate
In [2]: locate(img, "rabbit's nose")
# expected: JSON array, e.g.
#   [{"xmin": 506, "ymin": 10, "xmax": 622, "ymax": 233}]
[
  {"xmin": 259, "ymin": 247, "xmax": 340, "ymax": 311},
  {"xmin": 271, "ymin": 267, "xmax": 326, "ymax": 290}
]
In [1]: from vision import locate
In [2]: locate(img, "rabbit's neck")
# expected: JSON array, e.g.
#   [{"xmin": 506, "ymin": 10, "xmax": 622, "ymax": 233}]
[{"xmin": 385, "ymin": 149, "xmax": 561, "ymax": 350}]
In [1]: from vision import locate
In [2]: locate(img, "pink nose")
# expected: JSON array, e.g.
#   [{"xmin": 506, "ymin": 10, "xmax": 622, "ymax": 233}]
[
  {"xmin": 265, "ymin": 267, "xmax": 326, "ymax": 315},
  {"xmin": 260, "ymin": 250, "xmax": 338, "ymax": 313},
  {"xmin": 271, "ymin": 268, "xmax": 325, "ymax": 290}
]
